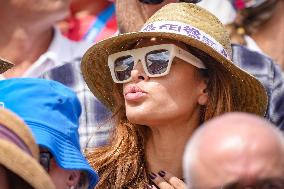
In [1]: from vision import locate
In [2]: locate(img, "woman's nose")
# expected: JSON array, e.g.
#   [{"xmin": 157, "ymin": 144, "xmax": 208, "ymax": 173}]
[{"xmin": 130, "ymin": 60, "xmax": 149, "ymax": 83}]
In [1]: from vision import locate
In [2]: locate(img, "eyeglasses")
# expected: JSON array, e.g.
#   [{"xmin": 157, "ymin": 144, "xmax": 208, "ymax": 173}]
[
  {"xmin": 138, "ymin": 0, "xmax": 202, "ymax": 4},
  {"xmin": 220, "ymin": 178, "xmax": 284, "ymax": 189},
  {"xmin": 39, "ymin": 151, "xmax": 53, "ymax": 172},
  {"xmin": 108, "ymin": 44, "xmax": 206, "ymax": 83}
]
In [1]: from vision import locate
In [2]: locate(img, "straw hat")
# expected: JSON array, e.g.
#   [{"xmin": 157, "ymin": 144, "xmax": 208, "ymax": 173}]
[
  {"xmin": 0, "ymin": 108, "xmax": 55, "ymax": 189},
  {"xmin": 81, "ymin": 3, "xmax": 268, "ymax": 115},
  {"xmin": 0, "ymin": 58, "xmax": 13, "ymax": 74}
]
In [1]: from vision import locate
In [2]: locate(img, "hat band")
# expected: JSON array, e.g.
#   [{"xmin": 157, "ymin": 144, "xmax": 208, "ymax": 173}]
[
  {"xmin": 141, "ymin": 21, "xmax": 230, "ymax": 60},
  {"xmin": 0, "ymin": 124, "xmax": 32, "ymax": 155}
]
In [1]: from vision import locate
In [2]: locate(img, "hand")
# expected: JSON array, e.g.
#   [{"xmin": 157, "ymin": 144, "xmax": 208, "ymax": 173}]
[{"xmin": 147, "ymin": 171, "xmax": 187, "ymax": 189}]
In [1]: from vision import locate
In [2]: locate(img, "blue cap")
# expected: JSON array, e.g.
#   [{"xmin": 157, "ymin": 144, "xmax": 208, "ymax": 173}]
[{"xmin": 0, "ymin": 78, "xmax": 99, "ymax": 189}]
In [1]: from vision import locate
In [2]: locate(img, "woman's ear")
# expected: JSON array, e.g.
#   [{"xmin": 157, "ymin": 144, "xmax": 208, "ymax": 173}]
[
  {"xmin": 67, "ymin": 170, "xmax": 81, "ymax": 188},
  {"xmin": 198, "ymin": 79, "xmax": 208, "ymax": 106}
]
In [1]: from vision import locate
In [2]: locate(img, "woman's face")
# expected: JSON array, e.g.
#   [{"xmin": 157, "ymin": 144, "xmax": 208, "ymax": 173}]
[{"xmin": 123, "ymin": 38, "xmax": 208, "ymax": 126}]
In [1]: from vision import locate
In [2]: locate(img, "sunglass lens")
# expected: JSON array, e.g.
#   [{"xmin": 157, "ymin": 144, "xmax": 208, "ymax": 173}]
[
  {"xmin": 138, "ymin": 0, "xmax": 164, "ymax": 4},
  {"xmin": 39, "ymin": 152, "xmax": 52, "ymax": 172},
  {"xmin": 114, "ymin": 55, "xmax": 134, "ymax": 82},
  {"xmin": 146, "ymin": 49, "xmax": 170, "ymax": 75}
]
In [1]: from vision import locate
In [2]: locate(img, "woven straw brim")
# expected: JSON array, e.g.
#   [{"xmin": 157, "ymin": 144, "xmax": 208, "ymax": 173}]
[
  {"xmin": 0, "ymin": 108, "xmax": 38, "ymax": 158},
  {"xmin": 0, "ymin": 59, "xmax": 13, "ymax": 74},
  {"xmin": 0, "ymin": 108, "xmax": 55, "ymax": 189},
  {"xmin": 81, "ymin": 32, "xmax": 268, "ymax": 116},
  {"xmin": 0, "ymin": 141, "xmax": 55, "ymax": 189}
]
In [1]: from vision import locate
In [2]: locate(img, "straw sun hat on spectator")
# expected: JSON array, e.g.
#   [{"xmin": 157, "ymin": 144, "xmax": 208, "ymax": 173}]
[
  {"xmin": 0, "ymin": 58, "xmax": 13, "ymax": 74},
  {"xmin": 81, "ymin": 3, "xmax": 268, "ymax": 116},
  {"xmin": 0, "ymin": 108, "xmax": 55, "ymax": 189},
  {"xmin": 0, "ymin": 78, "xmax": 99, "ymax": 189}
]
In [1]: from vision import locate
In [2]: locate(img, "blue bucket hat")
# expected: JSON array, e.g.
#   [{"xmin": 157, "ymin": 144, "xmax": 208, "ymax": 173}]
[{"xmin": 0, "ymin": 78, "xmax": 99, "ymax": 189}]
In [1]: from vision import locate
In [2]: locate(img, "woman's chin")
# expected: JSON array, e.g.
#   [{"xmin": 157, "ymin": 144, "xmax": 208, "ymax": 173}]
[{"xmin": 126, "ymin": 107, "xmax": 153, "ymax": 125}]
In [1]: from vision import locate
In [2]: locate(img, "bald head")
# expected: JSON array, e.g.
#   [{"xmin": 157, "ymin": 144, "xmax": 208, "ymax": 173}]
[{"xmin": 183, "ymin": 112, "xmax": 284, "ymax": 189}]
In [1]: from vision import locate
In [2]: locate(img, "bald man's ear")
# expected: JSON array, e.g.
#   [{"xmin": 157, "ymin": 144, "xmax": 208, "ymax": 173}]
[{"xmin": 67, "ymin": 170, "xmax": 81, "ymax": 188}]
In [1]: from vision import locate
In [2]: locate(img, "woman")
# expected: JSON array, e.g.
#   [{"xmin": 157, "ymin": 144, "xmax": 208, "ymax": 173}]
[{"xmin": 81, "ymin": 3, "xmax": 268, "ymax": 188}]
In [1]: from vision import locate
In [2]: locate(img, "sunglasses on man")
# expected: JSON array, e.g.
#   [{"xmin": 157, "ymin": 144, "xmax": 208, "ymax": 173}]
[
  {"xmin": 39, "ymin": 150, "xmax": 53, "ymax": 172},
  {"xmin": 138, "ymin": 0, "xmax": 201, "ymax": 4},
  {"xmin": 108, "ymin": 44, "xmax": 206, "ymax": 83}
]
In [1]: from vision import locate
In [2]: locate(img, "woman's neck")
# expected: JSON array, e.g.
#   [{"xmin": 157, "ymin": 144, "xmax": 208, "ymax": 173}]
[{"xmin": 145, "ymin": 113, "xmax": 199, "ymax": 179}]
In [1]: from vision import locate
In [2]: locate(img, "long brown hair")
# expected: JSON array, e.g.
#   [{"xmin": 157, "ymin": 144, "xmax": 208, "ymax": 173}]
[{"xmin": 87, "ymin": 45, "xmax": 234, "ymax": 188}]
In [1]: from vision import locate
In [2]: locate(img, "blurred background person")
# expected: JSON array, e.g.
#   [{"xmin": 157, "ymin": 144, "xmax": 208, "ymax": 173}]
[
  {"xmin": 0, "ymin": 107, "xmax": 55, "ymax": 189},
  {"xmin": 228, "ymin": 0, "xmax": 284, "ymax": 68},
  {"xmin": 59, "ymin": 0, "xmax": 117, "ymax": 43},
  {"xmin": 0, "ymin": 78, "xmax": 99, "ymax": 189},
  {"xmin": 115, "ymin": 0, "xmax": 284, "ymax": 130},
  {"xmin": 0, "ymin": 0, "xmax": 110, "ymax": 149},
  {"xmin": 0, "ymin": 0, "xmax": 80, "ymax": 78},
  {"xmin": 183, "ymin": 112, "xmax": 284, "ymax": 189}
]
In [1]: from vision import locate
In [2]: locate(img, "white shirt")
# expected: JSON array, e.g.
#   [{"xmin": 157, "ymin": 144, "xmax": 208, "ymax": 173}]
[
  {"xmin": 0, "ymin": 27, "xmax": 92, "ymax": 79},
  {"xmin": 197, "ymin": 0, "xmax": 264, "ymax": 54},
  {"xmin": 197, "ymin": 0, "xmax": 236, "ymax": 25}
]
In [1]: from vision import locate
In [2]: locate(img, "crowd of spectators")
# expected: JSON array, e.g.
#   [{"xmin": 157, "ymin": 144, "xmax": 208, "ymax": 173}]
[{"xmin": 0, "ymin": 0, "xmax": 283, "ymax": 188}]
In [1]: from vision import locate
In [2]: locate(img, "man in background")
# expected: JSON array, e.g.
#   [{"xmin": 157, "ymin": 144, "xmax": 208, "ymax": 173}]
[
  {"xmin": 183, "ymin": 112, "xmax": 284, "ymax": 189},
  {"xmin": 0, "ymin": 0, "xmax": 110, "ymax": 148}
]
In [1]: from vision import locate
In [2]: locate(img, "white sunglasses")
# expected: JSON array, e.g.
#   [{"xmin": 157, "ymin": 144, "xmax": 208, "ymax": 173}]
[{"xmin": 108, "ymin": 44, "xmax": 206, "ymax": 83}]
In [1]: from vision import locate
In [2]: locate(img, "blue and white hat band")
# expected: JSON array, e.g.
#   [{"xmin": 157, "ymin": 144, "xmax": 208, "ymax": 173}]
[{"xmin": 141, "ymin": 21, "xmax": 230, "ymax": 60}]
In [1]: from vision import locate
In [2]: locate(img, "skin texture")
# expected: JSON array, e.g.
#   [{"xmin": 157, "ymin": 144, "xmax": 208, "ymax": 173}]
[
  {"xmin": 48, "ymin": 159, "xmax": 80, "ymax": 189},
  {"xmin": 183, "ymin": 112, "xmax": 284, "ymax": 189},
  {"xmin": 123, "ymin": 38, "xmax": 208, "ymax": 127},
  {"xmin": 0, "ymin": 166, "xmax": 8, "ymax": 189},
  {"xmin": 116, "ymin": 0, "xmax": 177, "ymax": 33},
  {"xmin": 0, "ymin": 0, "xmax": 71, "ymax": 78},
  {"xmin": 122, "ymin": 37, "xmax": 207, "ymax": 187},
  {"xmin": 116, "ymin": 1, "xmax": 207, "ymax": 188},
  {"xmin": 40, "ymin": 148, "xmax": 81, "ymax": 189}
]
